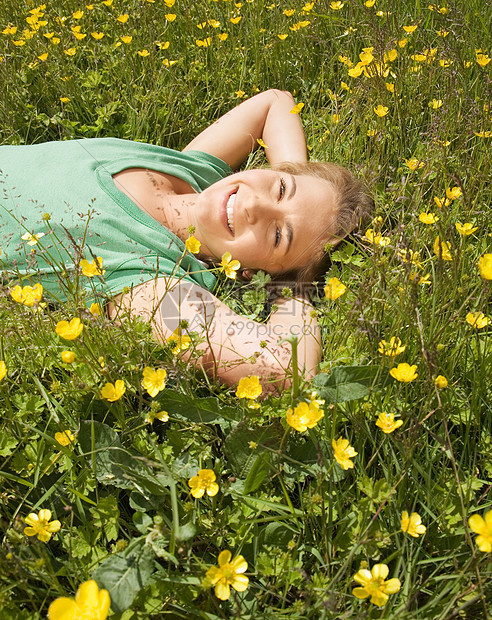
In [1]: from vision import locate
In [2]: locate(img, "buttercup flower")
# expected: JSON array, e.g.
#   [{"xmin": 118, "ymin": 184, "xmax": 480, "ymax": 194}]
[
  {"xmin": 56, "ymin": 318, "xmax": 84, "ymax": 340},
  {"xmin": 433, "ymin": 236, "xmax": 452, "ymax": 261},
  {"xmin": 401, "ymin": 511, "xmax": 426, "ymax": 537},
  {"xmin": 466, "ymin": 311, "xmax": 489, "ymax": 329},
  {"xmin": 145, "ymin": 409, "xmax": 169, "ymax": 424},
  {"xmin": 468, "ymin": 509, "xmax": 492, "ymax": 552},
  {"xmin": 167, "ymin": 328, "xmax": 192, "ymax": 354},
  {"xmin": 352, "ymin": 563, "xmax": 401, "ymax": 606},
  {"xmin": 446, "ymin": 186, "xmax": 462, "ymax": 200},
  {"xmin": 324, "ymin": 277, "xmax": 347, "ymax": 300},
  {"xmin": 206, "ymin": 550, "xmax": 249, "ymax": 600},
  {"xmin": 478, "ymin": 254, "xmax": 492, "ymax": 280},
  {"xmin": 390, "ymin": 363, "xmax": 418, "ymax": 383},
  {"xmin": 220, "ymin": 252, "xmax": 241, "ymax": 279},
  {"xmin": 0, "ymin": 361, "xmax": 6, "ymax": 382},
  {"xmin": 455, "ymin": 222, "xmax": 477, "ymax": 236},
  {"xmin": 332, "ymin": 437, "xmax": 357, "ymax": 470},
  {"xmin": 375, "ymin": 412, "xmax": 403, "ymax": 433},
  {"xmin": 290, "ymin": 102, "xmax": 305, "ymax": 114},
  {"xmin": 80, "ymin": 257, "xmax": 105, "ymax": 277},
  {"xmin": 101, "ymin": 380, "xmax": 126, "ymax": 402},
  {"xmin": 185, "ymin": 235, "xmax": 201, "ymax": 254},
  {"xmin": 374, "ymin": 105, "xmax": 389, "ymax": 117},
  {"xmin": 434, "ymin": 196, "xmax": 450, "ymax": 209},
  {"xmin": 10, "ymin": 283, "xmax": 43, "ymax": 306},
  {"xmin": 404, "ymin": 157, "xmax": 424, "ymax": 170},
  {"xmin": 21, "ymin": 231, "xmax": 45, "ymax": 245},
  {"xmin": 61, "ymin": 351, "xmax": 76, "ymax": 364},
  {"xmin": 89, "ymin": 303, "xmax": 102, "ymax": 316},
  {"xmin": 142, "ymin": 366, "xmax": 167, "ymax": 397},
  {"xmin": 286, "ymin": 400, "xmax": 324, "ymax": 432},
  {"xmin": 55, "ymin": 430, "xmax": 76, "ymax": 446},
  {"xmin": 24, "ymin": 509, "xmax": 61, "ymax": 542},
  {"xmin": 236, "ymin": 376, "xmax": 262, "ymax": 400},
  {"xmin": 48, "ymin": 580, "xmax": 110, "ymax": 620},
  {"xmin": 434, "ymin": 375, "xmax": 448, "ymax": 388},
  {"xmin": 363, "ymin": 228, "xmax": 390, "ymax": 246},
  {"xmin": 188, "ymin": 469, "xmax": 219, "ymax": 498},
  {"xmin": 419, "ymin": 212, "xmax": 439, "ymax": 224},
  {"xmin": 378, "ymin": 337, "xmax": 406, "ymax": 356}
]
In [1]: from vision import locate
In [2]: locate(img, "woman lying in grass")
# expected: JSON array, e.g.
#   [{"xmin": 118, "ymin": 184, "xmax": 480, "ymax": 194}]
[{"xmin": 0, "ymin": 89, "xmax": 372, "ymax": 391}]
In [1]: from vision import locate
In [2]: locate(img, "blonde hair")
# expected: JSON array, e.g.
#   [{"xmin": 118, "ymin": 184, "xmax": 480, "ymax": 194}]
[{"xmin": 271, "ymin": 160, "xmax": 374, "ymax": 284}]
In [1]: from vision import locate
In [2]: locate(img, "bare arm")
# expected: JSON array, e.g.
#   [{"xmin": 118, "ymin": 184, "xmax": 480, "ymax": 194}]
[
  {"xmin": 108, "ymin": 278, "xmax": 321, "ymax": 393},
  {"xmin": 183, "ymin": 89, "xmax": 308, "ymax": 169}
]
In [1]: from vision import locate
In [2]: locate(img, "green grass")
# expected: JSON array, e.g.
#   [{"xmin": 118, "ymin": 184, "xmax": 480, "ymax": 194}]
[{"xmin": 1, "ymin": 0, "xmax": 491, "ymax": 618}]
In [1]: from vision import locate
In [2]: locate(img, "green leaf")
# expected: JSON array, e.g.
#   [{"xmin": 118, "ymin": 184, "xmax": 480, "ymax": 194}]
[
  {"xmin": 92, "ymin": 539, "xmax": 155, "ymax": 613},
  {"xmin": 312, "ymin": 365, "xmax": 380, "ymax": 403},
  {"xmin": 224, "ymin": 421, "xmax": 283, "ymax": 478},
  {"xmin": 155, "ymin": 389, "xmax": 238, "ymax": 425},
  {"xmin": 79, "ymin": 421, "xmax": 171, "ymax": 494},
  {"xmin": 0, "ymin": 434, "xmax": 18, "ymax": 457},
  {"xmin": 243, "ymin": 453, "xmax": 271, "ymax": 494}
]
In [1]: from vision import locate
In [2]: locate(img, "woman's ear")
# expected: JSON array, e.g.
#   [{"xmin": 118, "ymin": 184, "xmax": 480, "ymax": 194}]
[{"xmin": 240, "ymin": 269, "xmax": 256, "ymax": 281}]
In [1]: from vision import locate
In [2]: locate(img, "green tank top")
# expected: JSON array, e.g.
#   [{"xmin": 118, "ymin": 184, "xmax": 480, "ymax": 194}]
[{"xmin": 0, "ymin": 138, "xmax": 232, "ymax": 302}]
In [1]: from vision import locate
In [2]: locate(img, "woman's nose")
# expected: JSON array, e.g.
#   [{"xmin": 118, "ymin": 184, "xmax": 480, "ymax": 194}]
[{"xmin": 244, "ymin": 196, "xmax": 275, "ymax": 224}]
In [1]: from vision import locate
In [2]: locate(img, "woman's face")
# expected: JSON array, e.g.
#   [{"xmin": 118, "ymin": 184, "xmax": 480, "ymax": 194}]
[{"xmin": 193, "ymin": 169, "xmax": 338, "ymax": 274}]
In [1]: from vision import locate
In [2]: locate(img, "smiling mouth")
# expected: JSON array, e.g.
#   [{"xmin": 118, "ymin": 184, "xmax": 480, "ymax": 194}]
[{"xmin": 226, "ymin": 191, "xmax": 236, "ymax": 235}]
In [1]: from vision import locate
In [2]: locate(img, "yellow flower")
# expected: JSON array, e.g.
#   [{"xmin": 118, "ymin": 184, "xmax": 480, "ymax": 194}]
[
  {"xmin": 167, "ymin": 328, "xmax": 192, "ymax": 355},
  {"xmin": 48, "ymin": 580, "xmax": 110, "ymax": 620},
  {"xmin": 403, "ymin": 24, "xmax": 418, "ymax": 33},
  {"xmin": 433, "ymin": 236, "xmax": 452, "ymax": 261},
  {"xmin": 324, "ymin": 277, "xmax": 347, "ymax": 300},
  {"xmin": 367, "ymin": 129, "xmax": 378, "ymax": 137},
  {"xmin": 230, "ymin": 16, "xmax": 242, "ymax": 24},
  {"xmin": 401, "ymin": 511, "xmax": 427, "ymax": 537},
  {"xmin": 116, "ymin": 13, "xmax": 129, "ymax": 23},
  {"xmin": 220, "ymin": 252, "xmax": 241, "ymax": 279},
  {"xmin": 218, "ymin": 32, "xmax": 229, "ymax": 41},
  {"xmin": 476, "ymin": 51, "xmax": 491, "ymax": 67},
  {"xmin": 145, "ymin": 409, "xmax": 169, "ymax": 424},
  {"xmin": 404, "ymin": 157, "xmax": 424, "ymax": 170},
  {"xmin": 59, "ymin": 97, "xmax": 70, "ymax": 103},
  {"xmin": 290, "ymin": 102, "xmax": 305, "ymax": 114},
  {"xmin": 162, "ymin": 59, "xmax": 177, "ymax": 67},
  {"xmin": 121, "ymin": 35, "xmax": 132, "ymax": 44},
  {"xmin": 429, "ymin": 99, "xmax": 443, "ymax": 109},
  {"xmin": 101, "ymin": 380, "xmax": 126, "ymax": 402},
  {"xmin": 348, "ymin": 64, "xmax": 364, "ymax": 78},
  {"xmin": 38, "ymin": 52, "xmax": 48, "ymax": 61},
  {"xmin": 137, "ymin": 49, "xmax": 150, "ymax": 57},
  {"xmin": 206, "ymin": 550, "xmax": 249, "ymax": 600},
  {"xmin": 277, "ymin": 33, "xmax": 288, "ymax": 40},
  {"xmin": 56, "ymin": 318, "xmax": 84, "ymax": 340},
  {"xmin": 142, "ymin": 366, "xmax": 167, "ymax": 397},
  {"xmin": 374, "ymin": 105, "xmax": 389, "ymax": 117},
  {"xmin": 352, "ymin": 563, "xmax": 401, "ymax": 606},
  {"xmin": 55, "ymin": 430, "xmax": 76, "ymax": 446},
  {"xmin": 446, "ymin": 186, "xmax": 462, "ymax": 200},
  {"xmin": 362, "ymin": 228, "xmax": 390, "ymax": 246},
  {"xmin": 468, "ymin": 510, "xmax": 492, "ymax": 552},
  {"xmin": 474, "ymin": 131, "xmax": 492, "ymax": 138},
  {"xmin": 10, "ymin": 283, "xmax": 43, "ymax": 307},
  {"xmin": 165, "ymin": 14, "xmax": 177, "ymax": 21},
  {"xmin": 256, "ymin": 138, "xmax": 268, "ymax": 149},
  {"xmin": 390, "ymin": 363, "xmax": 418, "ymax": 383},
  {"xmin": 236, "ymin": 376, "xmax": 262, "ymax": 400},
  {"xmin": 375, "ymin": 412, "xmax": 403, "ymax": 433},
  {"xmin": 185, "ymin": 235, "xmax": 201, "ymax": 254},
  {"xmin": 164, "ymin": 0, "xmax": 176, "ymax": 6},
  {"xmin": 455, "ymin": 222, "xmax": 477, "ymax": 236},
  {"xmin": 332, "ymin": 437, "xmax": 357, "ymax": 470},
  {"xmin": 64, "ymin": 48, "xmax": 77, "ymax": 56},
  {"xmin": 91, "ymin": 31, "xmax": 104, "ymax": 39},
  {"xmin": 24, "ymin": 509, "xmax": 61, "ymax": 542},
  {"xmin": 286, "ymin": 400, "xmax": 324, "ymax": 432},
  {"xmin": 89, "ymin": 303, "xmax": 102, "ymax": 316},
  {"xmin": 419, "ymin": 212, "xmax": 439, "ymax": 224},
  {"xmin": 72, "ymin": 10, "xmax": 84, "ymax": 19},
  {"xmin": 330, "ymin": 1, "xmax": 345, "ymax": 9},
  {"xmin": 466, "ymin": 311, "xmax": 489, "ymax": 329},
  {"xmin": 385, "ymin": 82, "xmax": 395, "ymax": 93},
  {"xmin": 283, "ymin": 8, "xmax": 295, "ymax": 15},
  {"xmin": 61, "ymin": 351, "xmax": 76, "ymax": 364},
  {"xmin": 196, "ymin": 37, "xmax": 211, "ymax": 46},
  {"xmin": 378, "ymin": 337, "xmax": 406, "ymax": 356},
  {"xmin": 433, "ymin": 196, "xmax": 450, "ymax": 209},
  {"xmin": 384, "ymin": 49, "xmax": 397, "ymax": 62},
  {"xmin": 22, "ymin": 232, "xmax": 46, "ymax": 247},
  {"xmin": 188, "ymin": 469, "xmax": 219, "ymax": 498},
  {"xmin": 478, "ymin": 254, "xmax": 492, "ymax": 280},
  {"xmin": 434, "ymin": 375, "xmax": 448, "ymax": 388},
  {"xmin": 80, "ymin": 256, "xmax": 105, "ymax": 277},
  {"xmin": 0, "ymin": 361, "xmax": 7, "ymax": 382}
]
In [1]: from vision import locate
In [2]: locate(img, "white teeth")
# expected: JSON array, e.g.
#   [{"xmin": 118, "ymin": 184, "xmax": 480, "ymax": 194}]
[{"xmin": 226, "ymin": 192, "xmax": 236, "ymax": 234}]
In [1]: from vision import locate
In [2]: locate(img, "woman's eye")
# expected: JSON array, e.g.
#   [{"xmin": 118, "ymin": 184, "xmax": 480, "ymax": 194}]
[
  {"xmin": 279, "ymin": 178, "xmax": 286, "ymax": 200},
  {"xmin": 275, "ymin": 227, "xmax": 282, "ymax": 248}
]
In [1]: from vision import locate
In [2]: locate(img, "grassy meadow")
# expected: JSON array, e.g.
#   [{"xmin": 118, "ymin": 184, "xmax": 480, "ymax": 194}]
[{"xmin": 1, "ymin": 0, "xmax": 492, "ymax": 617}]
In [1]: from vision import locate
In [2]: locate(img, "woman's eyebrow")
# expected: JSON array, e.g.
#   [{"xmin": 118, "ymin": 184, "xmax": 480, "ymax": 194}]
[{"xmin": 288, "ymin": 174, "xmax": 297, "ymax": 199}]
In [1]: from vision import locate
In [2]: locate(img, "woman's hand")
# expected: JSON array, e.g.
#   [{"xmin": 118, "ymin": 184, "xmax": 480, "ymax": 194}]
[{"xmin": 183, "ymin": 89, "xmax": 308, "ymax": 169}]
